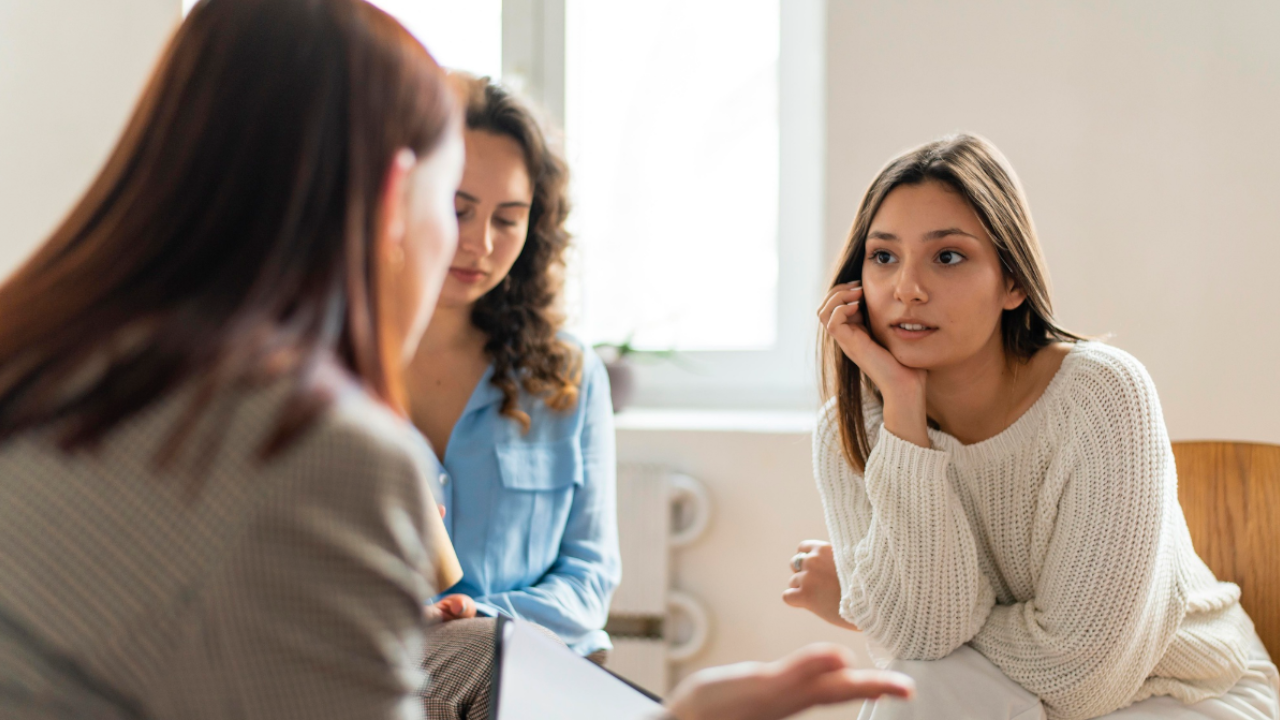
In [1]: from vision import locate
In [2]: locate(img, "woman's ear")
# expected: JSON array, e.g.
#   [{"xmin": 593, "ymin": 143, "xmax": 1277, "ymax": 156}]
[
  {"xmin": 376, "ymin": 148, "xmax": 417, "ymax": 269},
  {"xmin": 1003, "ymin": 276, "xmax": 1028, "ymax": 311},
  {"xmin": 371, "ymin": 148, "xmax": 418, "ymax": 412}
]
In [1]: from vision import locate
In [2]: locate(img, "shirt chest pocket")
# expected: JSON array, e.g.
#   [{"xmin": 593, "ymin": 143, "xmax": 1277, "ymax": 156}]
[{"xmin": 493, "ymin": 438, "xmax": 583, "ymax": 573}]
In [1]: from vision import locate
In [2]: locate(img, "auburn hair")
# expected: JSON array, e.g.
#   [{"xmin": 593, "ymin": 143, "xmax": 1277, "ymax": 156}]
[
  {"xmin": 822, "ymin": 134, "xmax": 1081, "ymax": 471},
  {"xmin": 0, "ymin": 0, "xmax": 456, "ymax": 461},
  {"xmin": 455, "ymin": 74, "xmax": 580, "ymax": 431}
]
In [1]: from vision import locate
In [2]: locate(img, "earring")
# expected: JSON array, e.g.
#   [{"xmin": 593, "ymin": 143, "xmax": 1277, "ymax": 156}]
[{"xmin": 502, "ymin": 275, "xmax": 513, "ymax": 292}]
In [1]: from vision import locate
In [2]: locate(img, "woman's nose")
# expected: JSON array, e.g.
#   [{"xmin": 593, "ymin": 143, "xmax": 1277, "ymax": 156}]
[
  {"xmin": 893, "ymin": 261, "xmax": 928, "ymax": 304},
  {"xmin": 458, "ymin": 219, "xmax": 494, "ymax": 257}
]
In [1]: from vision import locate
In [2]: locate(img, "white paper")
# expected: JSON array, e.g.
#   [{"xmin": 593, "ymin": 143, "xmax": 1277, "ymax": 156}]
[{"xmin": 496, "ymin": 619, "xmax": 663, "ymax": 720}]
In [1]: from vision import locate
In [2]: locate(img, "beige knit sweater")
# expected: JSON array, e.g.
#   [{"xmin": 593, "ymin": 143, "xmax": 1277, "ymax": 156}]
[{"xmin": 814, "ymin": 342, "xmax": 1258, "ymax": 720}]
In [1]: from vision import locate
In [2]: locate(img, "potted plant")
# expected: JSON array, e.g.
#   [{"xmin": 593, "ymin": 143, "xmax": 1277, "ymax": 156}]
[{"xmin": 592, "ymin": 336, "xmax": 683, "ymax": 414}]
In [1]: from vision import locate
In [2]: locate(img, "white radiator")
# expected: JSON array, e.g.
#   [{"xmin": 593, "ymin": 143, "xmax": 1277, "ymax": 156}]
[{"xmin": 605, "ymin": 464, "xmax": 711, "ymax": 696}]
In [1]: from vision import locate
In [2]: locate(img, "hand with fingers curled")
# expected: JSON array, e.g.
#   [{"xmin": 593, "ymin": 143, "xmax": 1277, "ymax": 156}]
[
  {"xmin": 665, "ymin": 642, "xmax": 913, "ymax": 720},
  {"xmin": 818, "ymin": 281, "xmax": 930, "ymax": 448},
  {"xmin": 424, "ymin": 593, "xmax": 477, "ymax": 623},
  {"xmin": 781, "ymin": 540, "xmax": 859, "ymax": 631}
]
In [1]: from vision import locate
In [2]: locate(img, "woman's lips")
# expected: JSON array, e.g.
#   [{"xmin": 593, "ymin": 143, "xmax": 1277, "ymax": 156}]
[
  {"xmin": 448, "ymin": 268, "xmax": 487, "ymax": 284},
  {"xmin": 889, "ymin": 323, "xmax": 938, "ymax": 340}
]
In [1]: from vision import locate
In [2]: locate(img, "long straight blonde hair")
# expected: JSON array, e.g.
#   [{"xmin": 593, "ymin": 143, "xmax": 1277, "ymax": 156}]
[{"xmin": 822, "ymin": 133, "xmax": 1081, "ymax": 471}]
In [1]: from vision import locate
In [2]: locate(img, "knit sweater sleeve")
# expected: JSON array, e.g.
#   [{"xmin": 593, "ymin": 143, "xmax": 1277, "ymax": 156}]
[
  {"xmin": 813, "ymin": 400, "xmax": 996, "ymax": 661},
  {"xmin": 968, "ymin": 351, "xmax": 1186, "ymax": 720}
]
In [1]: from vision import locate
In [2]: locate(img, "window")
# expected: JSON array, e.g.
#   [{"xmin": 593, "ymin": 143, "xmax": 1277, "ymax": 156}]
[
  {"xmin": 562, "ymin": 2, "xmax": 827, "ymax": 408},
  {"xmin": 565, "ymin": 1, "xmax": 780, "ymax": 352},
  {"xmin": 366, "ymin": 0, "xmax": 503, "ymax": 78},
  {"xmin": 363, "ymin": 0, "xmax": 827, "ymax": 409}
]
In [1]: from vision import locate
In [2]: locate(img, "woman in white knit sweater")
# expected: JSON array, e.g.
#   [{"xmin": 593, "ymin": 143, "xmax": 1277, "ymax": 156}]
[{"xmin": 783, "ymin": 134, "xmax": 1278, "ymax": 720}]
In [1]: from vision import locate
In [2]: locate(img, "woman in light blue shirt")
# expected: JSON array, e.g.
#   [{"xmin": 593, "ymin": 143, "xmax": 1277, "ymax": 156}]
[{"xmin": 406, "ymin": 74, "xmax": 620, "ymax": 659}]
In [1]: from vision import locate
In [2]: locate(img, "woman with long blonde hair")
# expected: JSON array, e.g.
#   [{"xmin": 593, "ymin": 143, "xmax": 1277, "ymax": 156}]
[{"xmin": 0, "ymin": 0, "xmax": 464, "ymax": 714}]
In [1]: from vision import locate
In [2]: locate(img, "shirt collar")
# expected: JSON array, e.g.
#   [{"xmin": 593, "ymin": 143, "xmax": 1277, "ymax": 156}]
[{"xmin": 461, "ymin": 364, "xmax": 503, "ymax": 417}]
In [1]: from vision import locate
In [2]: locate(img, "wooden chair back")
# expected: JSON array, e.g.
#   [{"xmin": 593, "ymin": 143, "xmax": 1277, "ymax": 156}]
[{"xmin": 1171, "ymin": 441, "xmax": 1280, "ymax": 657}]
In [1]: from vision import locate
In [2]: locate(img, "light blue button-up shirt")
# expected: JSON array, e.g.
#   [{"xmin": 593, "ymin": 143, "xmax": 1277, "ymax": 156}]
[{"xmin": 432, "ymin": 340, "xmax": 620, "ymax": 655}]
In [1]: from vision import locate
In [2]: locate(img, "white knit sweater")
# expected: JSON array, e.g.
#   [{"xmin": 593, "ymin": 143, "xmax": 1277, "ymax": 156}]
[{"xmin": 814, "ymin": 342, "xmax": 1258, "ymax": 720}]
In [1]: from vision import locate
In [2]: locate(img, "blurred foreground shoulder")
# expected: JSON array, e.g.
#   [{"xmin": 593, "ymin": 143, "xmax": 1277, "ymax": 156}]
[
  {"xmin": 184, "ymin": 383, "xmax": 441, "ymax": 718},
  {"xmin": 284, "ymin": 383, "xmax": 440, "ymax": 583}
]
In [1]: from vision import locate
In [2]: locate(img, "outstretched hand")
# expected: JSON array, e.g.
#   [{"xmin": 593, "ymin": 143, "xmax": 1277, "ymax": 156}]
[
  {"xmin": 782, "ymin": 540, "xmax": 858, "ymax": 631},
  {"xmin": 665, "ymin": 642, "xmax": 913, "ymax": 720}
]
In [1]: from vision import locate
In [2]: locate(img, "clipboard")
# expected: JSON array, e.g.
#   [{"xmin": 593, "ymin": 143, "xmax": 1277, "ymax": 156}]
[{"xmin": 488, "ymin": 616, "xmax": 664, "ymax": 720}]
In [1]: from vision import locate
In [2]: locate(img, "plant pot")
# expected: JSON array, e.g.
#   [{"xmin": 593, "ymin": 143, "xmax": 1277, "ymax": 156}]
[{"xmin": 604, "ymin": 361, "xmax": 634, "ymax": 414}]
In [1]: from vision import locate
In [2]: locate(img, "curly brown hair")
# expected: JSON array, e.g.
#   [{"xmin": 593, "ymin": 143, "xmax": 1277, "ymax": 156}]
[{"xmin": 455, "ymin": 74, "xmax": 580, "ymax": 431}]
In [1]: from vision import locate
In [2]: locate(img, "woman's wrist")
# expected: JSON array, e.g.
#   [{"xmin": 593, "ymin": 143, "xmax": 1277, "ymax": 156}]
[{"xmin": 881, "ymin": 388, "xmax": 930, "ymax": 449}]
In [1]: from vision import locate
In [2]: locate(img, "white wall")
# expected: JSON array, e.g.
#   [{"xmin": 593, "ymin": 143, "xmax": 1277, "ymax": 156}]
[
  {"xmin": 825, "ymin": 0, "xmax": 1280, "ymax": 445},
  {"xmin": 0, "ymin": 0, "xmax": 177, "ymax": 279}
]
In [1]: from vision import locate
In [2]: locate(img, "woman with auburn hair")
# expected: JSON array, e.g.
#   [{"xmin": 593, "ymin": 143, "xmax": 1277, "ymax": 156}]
[
  {"xmin": 784, "ymin": 134, "xmax": 1278, "ymax": 719},
  {"xmin": 405, "ymin": 74, "xmax": 620, "ymax": 666},
  {"xmin": 0, "ymin": 0, "xmax": 466, "ymax": 715}
]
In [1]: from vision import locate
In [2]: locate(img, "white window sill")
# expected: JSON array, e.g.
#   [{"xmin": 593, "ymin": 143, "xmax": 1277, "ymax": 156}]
[{"xmin": 613, "ymin": 408, "xmax": 815, "ymax": 435}]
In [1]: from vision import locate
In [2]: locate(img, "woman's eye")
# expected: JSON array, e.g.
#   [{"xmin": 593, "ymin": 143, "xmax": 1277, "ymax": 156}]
[
  {"xmin": 938, "ymin": 250, "xmax": 965, "ymax": 265},
  {"xmin": 869, "ymin": 250, "xmax": 895, "ymax": 264},
  {"xmin": 455, "ymin": 206, "xmax": 473, "ymax": 221},
  {"xmin": 493, "ymin": 217, "xmax": 518, "ymax": 228}
]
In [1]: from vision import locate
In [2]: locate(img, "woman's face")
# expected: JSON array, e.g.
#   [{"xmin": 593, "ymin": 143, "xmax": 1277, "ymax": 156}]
[
  {"xmin": 389, "ymin": 126, "xmax": 466, "ymax": 360},
  {"xmin": 438, "ymin": 129, "xmax": 533, "ymax": 309},
  {"xmin": 861, "ymin": 180, "xmax": 1026, "ymax": 370}
]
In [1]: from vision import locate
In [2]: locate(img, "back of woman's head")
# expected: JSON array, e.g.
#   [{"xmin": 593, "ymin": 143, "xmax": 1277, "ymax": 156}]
[
  {"xmin": 453, "ymin": 74, "xmax": 579, "ymax": 431},
  {"xmin": 0, "ymin": 0, "xmax": 455, "ymax": 457},
  {"xmin": 824, "ymin": 133, "xmax": 1078, "ymax": 470}
]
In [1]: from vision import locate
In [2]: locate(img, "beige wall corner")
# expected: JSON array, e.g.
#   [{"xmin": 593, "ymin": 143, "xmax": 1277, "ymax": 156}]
[{"xmin": 0, "ymin": 0, "xmax": 178, "ymax": 280}]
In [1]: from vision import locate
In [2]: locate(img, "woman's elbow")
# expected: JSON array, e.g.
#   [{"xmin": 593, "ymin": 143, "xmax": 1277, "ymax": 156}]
[{"xmin": 861, "ymin": 613, "xmax": 973, "ymax": 662}]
